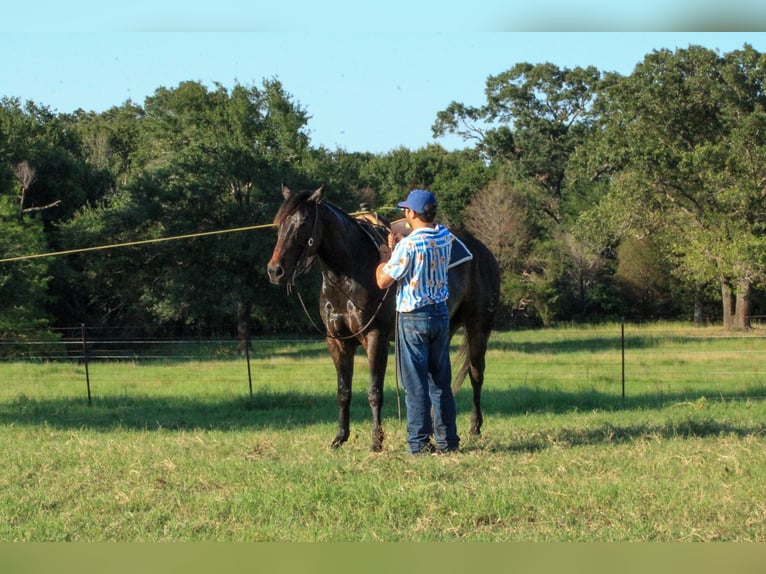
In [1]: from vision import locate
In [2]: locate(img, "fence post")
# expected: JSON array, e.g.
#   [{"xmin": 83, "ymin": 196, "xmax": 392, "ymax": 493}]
[
  {"xmin": 621, "ymin": 318, "xmax": 625, "ymax": 401},
  {"xmin": 245, "ymin": 336, "xmax": 253, "ymax": 401},
  {"xmin": 81, "ymin": 323, "xmax": 92, "ymax": 406}
]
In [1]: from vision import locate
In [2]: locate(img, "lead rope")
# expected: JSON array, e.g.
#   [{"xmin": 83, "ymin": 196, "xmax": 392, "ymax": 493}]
[
  {"xmin": 297, "ymin": 282, "xmax": 399, "ymax": 423},
  {"xmin": 294, "ymin": 285, "xmax": 390, "ymax": 341},
  {"xmin": 394, "ymin": 310, "xmax": 402, "ymax": 425}
]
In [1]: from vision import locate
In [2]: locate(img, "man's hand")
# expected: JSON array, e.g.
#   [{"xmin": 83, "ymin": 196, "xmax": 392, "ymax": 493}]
[
  {"xmin": 379, "ymin": 231, "xmax": 402, "ymax": 264},
  {"xmin": 379, "ymin": 243, "xmax": 392, "ymax": 263}
]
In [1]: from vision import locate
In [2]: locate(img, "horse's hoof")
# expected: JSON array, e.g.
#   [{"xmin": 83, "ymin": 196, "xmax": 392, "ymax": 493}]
[
  {"xmin": 371, "ymin": 429, "xmax": 384, "ymax": 452},
  {"xmin": 331, "ymin": 433, "xmax": 348, "ymax": 448}
]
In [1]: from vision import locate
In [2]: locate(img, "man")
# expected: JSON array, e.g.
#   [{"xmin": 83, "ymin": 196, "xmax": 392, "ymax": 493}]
[{"xmin": 376, "ymin": 189, "xmax": 459, "ymax": 454}]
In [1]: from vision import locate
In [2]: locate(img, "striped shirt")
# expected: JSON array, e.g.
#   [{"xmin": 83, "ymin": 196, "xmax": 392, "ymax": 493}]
[{"xmin": 382, "ymin": 224, "xmax": 453, "ymax": 312}]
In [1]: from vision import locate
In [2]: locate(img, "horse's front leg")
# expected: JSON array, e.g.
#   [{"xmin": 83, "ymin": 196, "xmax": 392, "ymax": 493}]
[
  {"xmin": 327, "ymin": 337, "xmax": 354, "ymax": 448},
  {"xmin": 364, "ymin": 330, "xmax": 389, "ymax": 452}
]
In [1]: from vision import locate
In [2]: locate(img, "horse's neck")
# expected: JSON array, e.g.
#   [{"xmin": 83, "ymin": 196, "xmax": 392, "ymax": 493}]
[{"xmin": 317, "ymin": 205, "xmax": 375, "ymax": 283}]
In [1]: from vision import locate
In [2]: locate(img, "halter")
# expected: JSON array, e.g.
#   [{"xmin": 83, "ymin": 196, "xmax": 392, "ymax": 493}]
[{"xmin": 288, "ymin": 200, "xmax": 321, "ymax": 288}]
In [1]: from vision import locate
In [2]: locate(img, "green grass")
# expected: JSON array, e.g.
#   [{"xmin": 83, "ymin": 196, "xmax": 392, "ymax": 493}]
[{"xmin": 1, "ymin": 322, "xmax": 765, "ymax": 541}]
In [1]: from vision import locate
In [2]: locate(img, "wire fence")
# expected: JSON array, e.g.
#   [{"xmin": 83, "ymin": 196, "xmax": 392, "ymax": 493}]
[
  {"xmin": 1, "ymin": 322, "xmax": 765, "ymax": 406},
  {"xmin": 497, "ymin": 323, "xmax": 766, "ymax": 406},
  {"xmin": 0, "ymin": 325, "xmax": 327, "ymax": 406}
]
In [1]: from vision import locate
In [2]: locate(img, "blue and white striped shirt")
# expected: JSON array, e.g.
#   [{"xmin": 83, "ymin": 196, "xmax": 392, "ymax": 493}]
[{"xmin": 382, "ymin": 224, "xmax": 453, "ymax": 312}]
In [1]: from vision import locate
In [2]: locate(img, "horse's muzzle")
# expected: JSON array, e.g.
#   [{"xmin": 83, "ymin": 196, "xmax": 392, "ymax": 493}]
[{"xmin": 267, "ymin": 262, "xmax": 285, "ymax": 285}]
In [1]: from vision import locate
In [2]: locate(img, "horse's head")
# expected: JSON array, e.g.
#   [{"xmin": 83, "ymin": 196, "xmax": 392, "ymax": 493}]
[{"xmin": 267, "ymin": 184, "xmax": 325, "ymax": 286}]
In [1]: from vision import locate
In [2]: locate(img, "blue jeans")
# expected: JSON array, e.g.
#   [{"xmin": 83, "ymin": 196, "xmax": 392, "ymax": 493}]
[{"xmin": 396, "ymin": 302, "xmax": 459, "ymax": 453}]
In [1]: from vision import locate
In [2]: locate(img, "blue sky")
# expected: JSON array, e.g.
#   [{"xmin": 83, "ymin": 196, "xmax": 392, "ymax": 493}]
[{"xmin": 1, "ymin": 26, "xmax": 764, "ymax": 153}]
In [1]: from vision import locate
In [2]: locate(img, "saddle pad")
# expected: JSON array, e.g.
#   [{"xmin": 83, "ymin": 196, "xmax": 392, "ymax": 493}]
[{"xmin": 449, "ymin": 235, "xmax": 473, "ymax": 269}]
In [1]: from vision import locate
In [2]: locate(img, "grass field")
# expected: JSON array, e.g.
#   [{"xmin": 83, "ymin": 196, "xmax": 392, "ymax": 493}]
[{"xmin": 1, "ymin": 322, "xmax": 765, "ymax": 541}]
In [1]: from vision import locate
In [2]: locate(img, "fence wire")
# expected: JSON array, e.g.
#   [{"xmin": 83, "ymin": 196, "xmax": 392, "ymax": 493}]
[{"xmin": 1, "ymin": 324, "xmax": 765, "ymax": 405}]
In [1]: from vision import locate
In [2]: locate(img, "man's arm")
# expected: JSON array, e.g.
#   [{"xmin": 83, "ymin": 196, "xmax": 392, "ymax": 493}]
[{"xmin": 376, "ymin": 244, "xmax": 396, "ymax": 289}]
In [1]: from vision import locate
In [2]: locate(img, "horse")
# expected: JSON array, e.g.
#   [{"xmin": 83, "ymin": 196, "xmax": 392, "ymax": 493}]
[{"xmin": 267, "ymin": 185, "xmax": 501, "ymax": 452}]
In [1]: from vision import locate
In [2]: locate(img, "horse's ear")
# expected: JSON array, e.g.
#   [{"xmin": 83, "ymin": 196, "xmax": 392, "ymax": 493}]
[
  {"xmin": 281, "ymin": 185, "xmax": 292, "ymax": 199},
  {"xmin": 309, "ymin": 184, "xmax": 325, "ymax": 203}
]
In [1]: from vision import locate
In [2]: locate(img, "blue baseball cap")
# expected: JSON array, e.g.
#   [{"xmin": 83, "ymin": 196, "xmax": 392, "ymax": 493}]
[{"xmin": 397, "ymin": 189, "xmax": 437, "ymax": 214}]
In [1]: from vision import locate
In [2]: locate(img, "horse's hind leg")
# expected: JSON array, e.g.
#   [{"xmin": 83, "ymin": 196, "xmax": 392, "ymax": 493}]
[
  {"xmin": 327, "ymin": 338, "xmax": 354, "ymax": 448},
  {"xmin": 464, "ymin": 325, "xmax": 491, "ymax": 436}
]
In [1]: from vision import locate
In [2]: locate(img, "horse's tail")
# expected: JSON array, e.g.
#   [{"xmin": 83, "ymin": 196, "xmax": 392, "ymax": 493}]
[{"xmin": 451, "ymin": 336, "xmax": 471, "ymax": 395}]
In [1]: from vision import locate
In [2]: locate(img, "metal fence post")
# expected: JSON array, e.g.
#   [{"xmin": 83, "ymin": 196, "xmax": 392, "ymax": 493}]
[
  {"xmin": 621, "ymin": 318, "xmax": 625, "ymax": 401},
  {"xmin": 81, "ymin": 323, "xmax": 92, "ymax": 406},
  {"xmin": 245, "ymin": 336, "xmax": 253, "ymax": 401}
]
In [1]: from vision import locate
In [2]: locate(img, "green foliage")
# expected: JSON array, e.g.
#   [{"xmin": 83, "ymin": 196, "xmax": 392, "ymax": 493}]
[
  {"xmin": 57, "ymin": 80, "xmax": 315, "ymax": 334},
  {"xmin": 574, "ymin": 44, "xmax": 766, "ymax": 327},
  {"xmin": 2, "ymin": 46, "xmax": 766, "ymax": 336},
  {"xmin": 434, "ymin": 62, "xmax": 603, "ymax": 221},
  {"xmin": 433, "ymin": 62, "xmax": 624, "ymax": 325},
  {"xmin": 359, "ymin": 145, "xmax": 491, "ymax": 227},
  {"xmin": 0, "ymin": 197, "xmax": 54, "ymax": 343},
  {"xmin": 614, "ymin": 235, "xmax": 691, "ymax": 320}
]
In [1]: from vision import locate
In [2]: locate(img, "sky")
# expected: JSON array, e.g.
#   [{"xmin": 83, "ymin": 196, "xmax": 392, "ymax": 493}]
[{"xmin": 1, "ymin": 4, "xmax": 765, "ymax": 154}]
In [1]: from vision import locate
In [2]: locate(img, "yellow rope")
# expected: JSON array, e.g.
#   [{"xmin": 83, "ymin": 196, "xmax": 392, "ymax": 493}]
[
  {"xmin": 0, "ymin": 207, "xmax": 396, "ymax": 264},
  {"xmin": 0, "ymin": 222, "xmax": 276, "ymax": 264}
]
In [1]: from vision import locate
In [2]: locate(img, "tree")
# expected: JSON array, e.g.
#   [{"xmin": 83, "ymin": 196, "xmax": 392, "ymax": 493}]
[
  {"xmin": 433, "ymin": 62, "xmax": 603, "ymax": 224},
  {"xmin": 463, "ymin": 169, "xmax": 534, "ymax": 322},
  {"xmin": 0, "ymin": 195, "xmax": 53, "ymax": 344},
  {"xmin": 358, "ymin": 145, "xmax": 490, "ymax": 228},
  {"xmin": 432, "ymin": 63, "xmax": 609, "ymax": 324},
  {"xmin": 0, "ymin": 97, "xmax": 115, "ymax": 336},
  {"xmin": 65, "ymin": 102, "xmax": 145, "ymax": 185},
  {"xmin": 60, "ymin": 80, "xmax": 314, "ymax": 339},
  {"xmin": 573, "ymin": 44, "xmax": 766, "ymax": 329}
]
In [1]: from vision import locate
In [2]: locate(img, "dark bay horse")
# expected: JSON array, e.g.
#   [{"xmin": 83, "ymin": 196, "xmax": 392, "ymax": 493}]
[{"xmin": 267, "ymin": 185, "xmax": 500, "ymax": 452}]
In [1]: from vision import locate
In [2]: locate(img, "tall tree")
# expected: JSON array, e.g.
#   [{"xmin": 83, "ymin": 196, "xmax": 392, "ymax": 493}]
[
  {"xmin": 433, "ymin": 62, "xmax": 603, "ymax": 224},
  {"xmin": 65, "ymin": 102, "xmax": 145, "ymax": 185},
  {"xmin": 0, "ymin": 196, "xmax": 53, "ymax": 343},
  {"xmin": 60, "ymin": 80, "xmax": 314, "ymax": 338},
  {"xmin": 573, "ymin": 44, "xmax": 766, "ymax": 329},
  {"xmin": 432, "ymin": 63, "xmax": 611, "ymax": 324},
  {"xmin": 0, "ymin": 97, "xmax": 113, "ymax": 335}
]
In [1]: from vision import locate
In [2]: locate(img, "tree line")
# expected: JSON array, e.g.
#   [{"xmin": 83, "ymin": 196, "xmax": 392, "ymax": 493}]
[{"xmin": 1, "ymin": 43, "xmax": 765, "ymax": 348}]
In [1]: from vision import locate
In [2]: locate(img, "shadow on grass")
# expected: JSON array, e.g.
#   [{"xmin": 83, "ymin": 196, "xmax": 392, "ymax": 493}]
[
  {"xmin": 464, "ymin": 385, "xmax": 766, "ymax": 454},
  {"xmin": 460, "ymin": 385, "xmax": 766, "ymax": 416},
  {"xmin": 2, "ymin": 384, "xmax": 765, "ymax": 440},
  {"xmin": 485, "ymin": 334, "xmax": 715, "ymax": 355},
  {"xmin": 0, "ymin": 390, "xmax": 341, "ymax": 432},
  {"xmin": 476, "ymin": 416, "xmax": 766, "ymax": 455}
]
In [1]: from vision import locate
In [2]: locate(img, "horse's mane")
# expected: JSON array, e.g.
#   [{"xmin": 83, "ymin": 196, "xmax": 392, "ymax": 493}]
[
  {"xmin": 274, "ymin": 191, "xmax": 361, "ymax": 229},
  {"xmin": 273, "ymin": 190, "xmax": 389, "ymax": 255}
]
